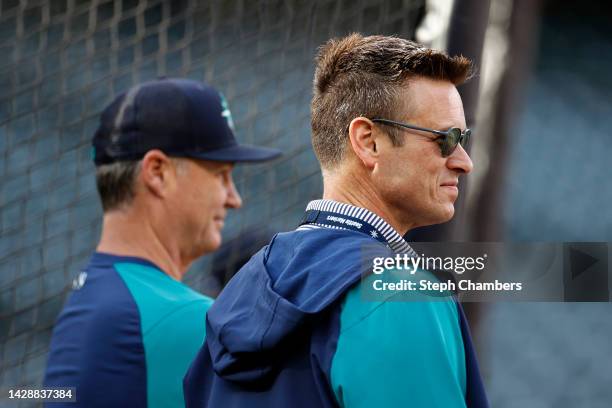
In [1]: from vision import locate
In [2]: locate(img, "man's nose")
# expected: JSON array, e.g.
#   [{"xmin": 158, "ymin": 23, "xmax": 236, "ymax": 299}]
[
  {"xmin": 446, "ymin": 144, "xmax": 474, "ymax": 174},
  {"xmin": 225, "ymin": 177, "xmax": 243, "ymax": 209}
]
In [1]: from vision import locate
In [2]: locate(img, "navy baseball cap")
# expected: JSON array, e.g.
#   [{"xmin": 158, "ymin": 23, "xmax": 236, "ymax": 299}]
[{"xmin": 92, "ymin": 78, "xmax": 281, "ymax": 165}]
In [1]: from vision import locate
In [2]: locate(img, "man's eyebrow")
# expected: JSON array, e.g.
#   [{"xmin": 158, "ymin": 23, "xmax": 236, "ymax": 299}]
[
  {"xmin": 218, "ymin": 163, "xmax": 234, "ymax": 172},
  {"xmin": 435, "ymin": 121, "xmax": 464, "ymax": 129}
]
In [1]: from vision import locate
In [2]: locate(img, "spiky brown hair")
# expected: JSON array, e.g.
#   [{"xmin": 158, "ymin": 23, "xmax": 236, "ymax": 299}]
[{"xmin": 311, "ymin": 33, "xmax": 472, "ymax": 169}]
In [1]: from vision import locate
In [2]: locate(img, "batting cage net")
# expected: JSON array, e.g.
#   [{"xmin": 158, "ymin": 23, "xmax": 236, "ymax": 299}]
[{"xmin": 0, "ymin": 0, "xmax": 425, "ymax": 397}]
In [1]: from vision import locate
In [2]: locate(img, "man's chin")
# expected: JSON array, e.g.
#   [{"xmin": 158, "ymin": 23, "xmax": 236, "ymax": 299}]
[
  {"xmin": 198, "ymin": 233, "xmax": 223, "ymax": 255},
  {"xmin": 441, "ymin": 205, "xmax": 455, "ymax": 222},
  {"xmin": 425, "ymin": 205, "xmax": 455, "ymax": 226}
]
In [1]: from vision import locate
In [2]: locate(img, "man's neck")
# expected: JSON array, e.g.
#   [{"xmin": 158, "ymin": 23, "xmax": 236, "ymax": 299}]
[
  {"xmin": 322, "ymin": 169, "xmax": 413, "ymax": 235},
  {"xmin": 96, "ymin": 207, "xmax": 188, "ymax": 281}
]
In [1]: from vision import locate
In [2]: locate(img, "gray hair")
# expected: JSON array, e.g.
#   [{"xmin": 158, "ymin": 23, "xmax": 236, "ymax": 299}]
[
  {"xmin": 95, "ymin": 161, "xmax": 141, "ymax": 212},
  {"xmin": 95, "ymin": 157, "xmax": 188, "ymax": 212}
]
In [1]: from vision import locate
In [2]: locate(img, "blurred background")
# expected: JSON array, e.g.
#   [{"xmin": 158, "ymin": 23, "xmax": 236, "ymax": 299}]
[{"xmin": 1, "ymin": 0, "xmax": 611, "ymax": 406}]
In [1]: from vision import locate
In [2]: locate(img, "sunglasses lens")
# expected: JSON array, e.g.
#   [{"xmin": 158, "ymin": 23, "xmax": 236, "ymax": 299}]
[
  {"xmin": 439, "ymin": 128, "xmax": 462, "ymax": 157},
  {"xmin": 462, "ymin": 129, "xmax": 471, "ymax": 148}
]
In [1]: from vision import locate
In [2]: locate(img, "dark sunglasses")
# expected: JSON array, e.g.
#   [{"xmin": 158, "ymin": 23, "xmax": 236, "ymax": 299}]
[{"xmin": 371, "ymin": 118, "xmax": 471, "ymax": 157}]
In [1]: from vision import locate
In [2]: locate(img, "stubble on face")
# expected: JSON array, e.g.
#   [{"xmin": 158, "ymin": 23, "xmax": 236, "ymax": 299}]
[
  {"xmin": 171, "ymin": 159, "xmax": 233, "ymax": 258},
  {"xmin": 374, "ymin": 78, "xmax": 468, "ymax": 232}
]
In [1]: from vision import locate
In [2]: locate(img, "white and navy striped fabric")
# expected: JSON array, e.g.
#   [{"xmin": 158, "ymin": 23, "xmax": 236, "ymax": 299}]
[{"xmin": 297, "ymin": 199, "xmax": 418, "ymax": 256}]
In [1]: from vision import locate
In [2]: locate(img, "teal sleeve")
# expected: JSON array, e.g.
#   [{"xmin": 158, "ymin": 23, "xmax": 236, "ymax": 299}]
[
  {"xmin": 330, "ymin": 276, "xmax": 466, "ymax": 408},
  {"xmin": 144, "ymin": 300, "xmax": 211, "ymax": 408}
]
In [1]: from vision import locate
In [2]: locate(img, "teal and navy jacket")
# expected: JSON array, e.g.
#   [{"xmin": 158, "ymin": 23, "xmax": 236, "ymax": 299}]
[
  {"xmin": 184, "ymin": 200, "xmax": 488, "ymax": 408},
  {"xmin": 44, "ymin": 252, "xmax": 213, "ymax": 407}
]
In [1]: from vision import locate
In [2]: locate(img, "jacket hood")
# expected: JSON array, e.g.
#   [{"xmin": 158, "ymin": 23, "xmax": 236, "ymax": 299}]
[{"xmin": 205, "ymin": 228, "xmax": 391, "ymax": 384}]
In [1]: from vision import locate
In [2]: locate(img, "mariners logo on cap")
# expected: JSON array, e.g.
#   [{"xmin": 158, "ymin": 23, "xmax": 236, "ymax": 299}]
[{"xmin": 220, "ymin": 93, "xmax": 235, "ymax": 132}]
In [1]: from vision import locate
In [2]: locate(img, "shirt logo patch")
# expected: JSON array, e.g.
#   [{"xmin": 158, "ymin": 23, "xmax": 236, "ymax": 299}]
[{"xmin": 72, "ymin": 271, "xmax": 88, "ymax": 290}]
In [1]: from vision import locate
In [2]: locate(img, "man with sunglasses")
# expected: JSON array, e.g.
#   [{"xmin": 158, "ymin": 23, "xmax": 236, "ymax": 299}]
[{"xmin": 184, "ymin": 34, "xmax": 488, "ymax": 407}]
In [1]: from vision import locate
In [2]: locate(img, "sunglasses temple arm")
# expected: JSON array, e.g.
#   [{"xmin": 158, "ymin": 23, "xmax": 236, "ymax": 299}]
[{"xmin": 373, "ymin": 119, "xmax": 446, "ymax": 137}]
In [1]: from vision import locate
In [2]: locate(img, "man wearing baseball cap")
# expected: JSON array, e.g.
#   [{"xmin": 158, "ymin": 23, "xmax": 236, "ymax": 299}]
[{"xmin": 43, "ymin": 78, "xmax": 280, "ymax": 407}]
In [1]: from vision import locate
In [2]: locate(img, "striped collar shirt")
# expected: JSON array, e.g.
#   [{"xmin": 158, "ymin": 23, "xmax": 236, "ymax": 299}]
[{"xmin": 298, "ymin": 199, "xmax": 418, "ymax": 256}]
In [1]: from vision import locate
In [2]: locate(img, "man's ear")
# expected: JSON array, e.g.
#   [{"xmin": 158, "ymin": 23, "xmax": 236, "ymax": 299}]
[
  {"xmin": 348, "ymin": 117, "xmax": 378, "ymax": 169},
  {"xmin": 139, "ymin": 150, "xmax": 176, "ymax": 198}
]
